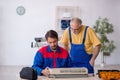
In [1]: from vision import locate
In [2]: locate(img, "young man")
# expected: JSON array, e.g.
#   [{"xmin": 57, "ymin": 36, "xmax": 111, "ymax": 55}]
[
  {"xmin": 60, "ymin": 17, "xmax": 101, "ymax": 74},
  {"xmin": 32, "ymin": 30, "xmax": 69, "ymax": 76}
]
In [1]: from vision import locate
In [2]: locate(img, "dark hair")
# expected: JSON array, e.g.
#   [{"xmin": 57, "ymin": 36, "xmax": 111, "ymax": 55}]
[{"xmin": 45, "ymin": 30, "xmax": 58, "ymax": 40}]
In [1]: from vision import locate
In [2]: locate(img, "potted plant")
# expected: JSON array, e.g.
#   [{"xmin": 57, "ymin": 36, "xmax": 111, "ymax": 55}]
[{"xmin": 93, "ymin": 17, "xmax": 116, "ymax": 66}]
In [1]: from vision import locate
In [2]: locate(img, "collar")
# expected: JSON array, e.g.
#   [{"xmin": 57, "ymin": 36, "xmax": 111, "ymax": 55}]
[{"xmin": 47, "ymin": 45, "xmax": 61, "ymax": 53}]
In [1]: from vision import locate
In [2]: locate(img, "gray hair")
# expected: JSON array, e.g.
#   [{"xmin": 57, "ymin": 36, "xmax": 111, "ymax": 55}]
[{"xmin": 70, "ymin": 17, "xmax": 82, "ymax": 25}]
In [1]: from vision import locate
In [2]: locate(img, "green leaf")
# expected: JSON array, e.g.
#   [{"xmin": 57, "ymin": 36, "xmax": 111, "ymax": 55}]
[{"xmin": 93, "ymin": 17, "xmax": 116, "ymax": 56}]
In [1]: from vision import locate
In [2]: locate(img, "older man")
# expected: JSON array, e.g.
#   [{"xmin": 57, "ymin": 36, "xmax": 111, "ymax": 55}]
[{"xmin": 60, "ymin": 17, "xmax": 101, "ymax": 74}]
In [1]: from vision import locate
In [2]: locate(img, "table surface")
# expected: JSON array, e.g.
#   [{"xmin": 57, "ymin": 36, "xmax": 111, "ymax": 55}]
[
  {"xmin": 18, "ymin": 65, "xmax": 120, "ymax": 80},
  {"xmin": 19, "ymin": 76, "xmax": 100, "ymax": 80},
  {"xmin": 37, "ymin": 76, "xmax": 100, "ymax": 80}
]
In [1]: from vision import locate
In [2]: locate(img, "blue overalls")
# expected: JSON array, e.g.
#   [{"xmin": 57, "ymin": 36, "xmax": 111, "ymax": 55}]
[{"xmin": 69, "ymin": 26, "xmax": 94, "ymax": 73}]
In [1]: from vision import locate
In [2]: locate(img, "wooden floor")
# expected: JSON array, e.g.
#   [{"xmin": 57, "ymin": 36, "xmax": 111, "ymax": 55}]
[{"xmin": 0, "ymin": 65, "xmax": 120, "ymax": 80}]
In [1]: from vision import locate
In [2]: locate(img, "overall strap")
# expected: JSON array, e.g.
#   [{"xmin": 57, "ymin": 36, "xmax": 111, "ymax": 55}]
[
  {"xmin": 82, "ymin": 26, "xmax": 89, "ymax": 43},
  {"xmin": 69, "ymin": 27, "xmax": 72, "ymax": 44}
]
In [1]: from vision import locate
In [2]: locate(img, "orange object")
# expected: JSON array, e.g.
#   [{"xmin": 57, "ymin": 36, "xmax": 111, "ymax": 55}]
[{"xmin": 98, "ymin": 70, "xmax": 120, "ymax": 80}]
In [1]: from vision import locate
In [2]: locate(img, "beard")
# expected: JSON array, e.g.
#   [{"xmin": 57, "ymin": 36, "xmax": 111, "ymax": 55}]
[{"xmin": 51, "ymin": 45, "xmax": 57, "ymax": 51}]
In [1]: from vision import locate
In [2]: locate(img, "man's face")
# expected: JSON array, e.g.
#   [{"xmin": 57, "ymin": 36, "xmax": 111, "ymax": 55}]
[
  {"xmin": 47, "ymin": 37, "xmax": 58, "ymax": 51},
  {"xmin": 70, "ymin": 21, "xmax": 81, "ymax": 34}
]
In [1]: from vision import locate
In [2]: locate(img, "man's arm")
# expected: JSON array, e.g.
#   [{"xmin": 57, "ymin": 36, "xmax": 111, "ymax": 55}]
[
  {"xmin": 90, "ymin": 44, "xmax": 101, "ymax": 66},
  {"xmin": 60, "ymin": 28, "xmax": 69, "ymax": 51},
  {"xmin": 62, "ymin": 44, "xmax": 69, "ymax": 51},
  {"xmin": 32, "ymin": 52, "xmax": 43, "ymax": 75}
]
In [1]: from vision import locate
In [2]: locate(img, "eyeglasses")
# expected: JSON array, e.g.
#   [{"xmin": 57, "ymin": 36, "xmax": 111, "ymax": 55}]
[
  {"xmin": 70, "ymin": 26, "xmax": 81, "ymax": 34},
  {"xmin": 70, "ymin": 27, "xmax": 81, "ymax": 31}
]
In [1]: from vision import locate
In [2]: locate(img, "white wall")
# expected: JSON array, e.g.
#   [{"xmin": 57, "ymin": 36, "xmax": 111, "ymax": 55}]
[{"xmin": 0, "ymin": 0, "xmax": 120, "ymax": 65}]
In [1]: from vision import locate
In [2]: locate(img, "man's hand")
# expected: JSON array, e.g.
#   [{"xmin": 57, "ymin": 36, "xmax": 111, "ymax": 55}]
[
  {"xmin": 41, "ymin": 67, "xmax": 50, "ymax": 77},
  {"xmin": 89, "ymin": 59, "xmax": 95, "ymax": 67},
  {"xmin": 90, "ymin": 44, "xmax": 101, "ymax": 67}
]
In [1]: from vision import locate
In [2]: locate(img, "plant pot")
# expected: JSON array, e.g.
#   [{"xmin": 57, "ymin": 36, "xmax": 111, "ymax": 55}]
[
  {"xmin": 100, "ymin": 52, "xmax": 106, "ymax": 67},
  {"xmin": 103, "ymin": 52, "xmax": 110, "ymax": 56}
]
